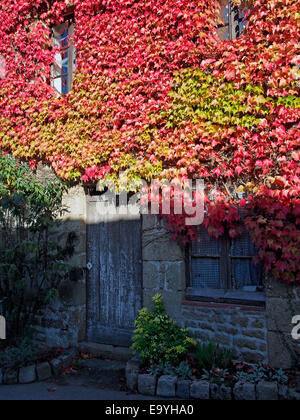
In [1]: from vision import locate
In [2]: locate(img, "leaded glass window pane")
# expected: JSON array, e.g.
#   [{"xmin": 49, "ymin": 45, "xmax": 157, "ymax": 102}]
[
  {"xmin": 191, "ymin": 258, "xmax": 221, "ymax": 289},
  {"xmin": 232, "ymin": 259, "xmax": 262, "ymax": 289},
  {"xmin": 190, "ymin": 226, "xmax": 261, "ymax": 290}
]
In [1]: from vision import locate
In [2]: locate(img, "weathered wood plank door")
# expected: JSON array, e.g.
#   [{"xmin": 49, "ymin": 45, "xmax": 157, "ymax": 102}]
[{"xmin": 86, "ymin": 196, "xmax": 142, "ymax": 347}]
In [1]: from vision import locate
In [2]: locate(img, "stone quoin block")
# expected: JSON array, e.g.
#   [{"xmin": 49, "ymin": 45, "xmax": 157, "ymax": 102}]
[
  {"xmin": 278, "ymin": 384, "xmax": 289, "ymax": 401},
  {"xmin": 288, "ymin": 389, "xmax": 300, "ymax": 401},
  {"xmin": 211, "ymin": 383, "xmax": 232, "ymax": 400},
  {"xmin": 58, "ymin": 349, "xmax": 77, "ymax": 370}
]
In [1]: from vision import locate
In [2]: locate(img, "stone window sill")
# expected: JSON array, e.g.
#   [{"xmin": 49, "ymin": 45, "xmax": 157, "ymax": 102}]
[{"xmin": 185, "ymin": 287, "xmax": 266, "ymax": 308}]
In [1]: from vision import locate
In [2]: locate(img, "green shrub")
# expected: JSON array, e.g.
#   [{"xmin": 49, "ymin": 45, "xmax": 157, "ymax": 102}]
[
  {"xmin": 196, "ymin": 341, "xmax": 233, "ymax": 372},
  {"xmin": 0, "ymin": 154, "xmax": 76, "ymax": 345},
  {"xmin": 132, "ymin": 294, "xmax": 196, "ymax": 365}
]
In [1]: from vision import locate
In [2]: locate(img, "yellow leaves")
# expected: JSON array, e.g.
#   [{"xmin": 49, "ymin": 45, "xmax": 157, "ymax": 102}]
[
  {"xmin": 266, "ymin": 176, "xmax": 276, "ymax": 188},
  {"xmin": 255, "ymin": 95, "xmax": 268, "ymax": 105},
  {"xmin": 257, "ymin": 216, "xmax": 267, "ymax": 225}
]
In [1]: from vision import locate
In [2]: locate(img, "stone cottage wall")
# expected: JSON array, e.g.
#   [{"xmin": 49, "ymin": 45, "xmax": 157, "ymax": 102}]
[
  {"xmin": 29, "ymin": 175, "xmax": 300, "ymax": 368},
  {"xmin": 142, "ymin": 215, "xmax": 186, "ymax": 320},
  {"xmin": 142, "ymin": 215, "xmax": 300, "ymax": 368},
  {"xmin": 142, "ymin": 215, "xmax": 268, "ymax": 364},
  {"xmin": 265, "ymin": 277, "xmax": 300, "ymax": 369},
  {"xmin": 181, "ymin": 303, "xmax": 268, "ymax": 364},
  {"xmin": 33, "ymin": 167, "xmax": 87, "ymax": 348}
]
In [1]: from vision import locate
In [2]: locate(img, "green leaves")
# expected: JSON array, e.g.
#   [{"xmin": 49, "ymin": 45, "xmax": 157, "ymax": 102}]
[
  {"xmin": 132, "ymin": 294, "xmax": 197, "ymax": 365},
  {"xmin": 0, "ymin": 155, "xmax": 76, "ymax": 345},
  {"xmin": 0, "ymin": 154, "xmax": 67, "ymax": 230},
  {"xmin": 162, "ymin": 69, "xmax": 276, "ymax": 130}
]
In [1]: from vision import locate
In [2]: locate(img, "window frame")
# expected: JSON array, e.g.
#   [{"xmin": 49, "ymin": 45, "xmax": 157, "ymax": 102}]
[
  {"xmin": 217, "ymin": 0, "xmax": 248, "ymax": 41},
  {"xmin": 51, "ymin": 12, "xmax": 75, "ymax": 95},
  {"xmin": 186, "ymin": 231, "xmax": 266, "ymax": 307}
]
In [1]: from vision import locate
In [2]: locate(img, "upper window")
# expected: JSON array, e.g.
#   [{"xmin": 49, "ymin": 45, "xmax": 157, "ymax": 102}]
[
  {"xmin": 188, "ymin": 225, "xmax": 263, "ymax": 293},
  {"xmin": 51, "ymin": 20, "xmax": 75, "ymax": 95},
  {"xmin": 218, "ymin": 0, "xmax": 249, "ymax": 40}
]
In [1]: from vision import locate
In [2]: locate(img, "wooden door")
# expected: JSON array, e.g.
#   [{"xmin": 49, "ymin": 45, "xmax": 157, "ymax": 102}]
[{"xmin": 86, "ymin": 196, "xmax": 142, "ymax": 347}]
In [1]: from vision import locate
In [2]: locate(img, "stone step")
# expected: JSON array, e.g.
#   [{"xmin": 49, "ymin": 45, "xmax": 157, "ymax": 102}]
[
  {"xmin": 79, "ymin": 359, "xmax": 126, "ymax": 377},
  {"xmin": 77, "ymin": 342, "xmax": 133, "ymax": 362}
]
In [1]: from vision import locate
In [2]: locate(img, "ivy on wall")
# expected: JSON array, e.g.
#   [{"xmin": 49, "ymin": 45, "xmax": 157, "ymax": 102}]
[{"xmin": 0, "ymin": 0, "xmax": 299, "ymax": 283}]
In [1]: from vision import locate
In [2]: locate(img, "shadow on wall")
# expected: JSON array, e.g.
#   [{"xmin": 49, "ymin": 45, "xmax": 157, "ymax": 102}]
[{"xmin": 1, "ymin": 176, "xmax": 299, "ymax": 370}]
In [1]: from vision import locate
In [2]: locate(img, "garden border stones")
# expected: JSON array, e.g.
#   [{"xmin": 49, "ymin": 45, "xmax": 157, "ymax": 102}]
[
  {"xmin": 126, "ymin": 358, "xmax": 300, "ymax": 401},
  {"xmin": 177, "ymin": 380, "xmax": 192, "ymax": 399},
  {"xmin": 157, "ymin": 375, "xmax": 177, "ymax": 397},
  {"xmin": 0, "ymin": 348, "xmax": 76, "ymax": 385},
  {"xmin": 234, "ymin": 381, "xmax": 256, "ymax": 400},
  {"xmin": 190, "ymin": 380, "xmax": 209, "ymax": 400},
  {"xmin": 138, "ymin": 374, "xmax": 157, "ymax": 396}
]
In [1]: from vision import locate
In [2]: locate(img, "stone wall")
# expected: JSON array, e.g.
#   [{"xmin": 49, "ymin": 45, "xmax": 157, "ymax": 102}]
[
  {"xmin": 265, "ymin": 277, "xmax": 300, "ymax": 369},
  {"xmin": 142, "ymin": 215, "xmax": 186, "ymax": 319},
  {"xmin": 33, "ymin": 167, "xmax": 87, "ymax": 348},
  {"xmin": 142, "ymin": 214, "xmax": 269, "ymax": 364},
  {"xmin": 181, "ymin": 303, "xmax": 267, "ymax": 363},
  {"xmin": 29, "ymin": 178, "xmax": 300, "ymax": 369},
  {"xmin": 141, "ymin": 214, "xmax": 300, "ymax": 368}
]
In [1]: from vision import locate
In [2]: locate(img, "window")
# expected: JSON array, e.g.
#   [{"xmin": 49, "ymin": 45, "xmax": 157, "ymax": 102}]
[
  {"xmin": 187, "ymin": 225, "xmax": 265, "ymax": 306},
  {"xmin": 218, "ymin": 0, "xmax": 249, "ymax": 40},
  {"xmin": 51, "ymin": 19, "xmax": 75, "ymax": 95}
]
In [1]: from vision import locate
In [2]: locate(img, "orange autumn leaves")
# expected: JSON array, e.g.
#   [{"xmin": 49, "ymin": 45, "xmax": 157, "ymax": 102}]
[{"xmin": 0, "ymin": 0, "xmax": 299, "ymax": 283}]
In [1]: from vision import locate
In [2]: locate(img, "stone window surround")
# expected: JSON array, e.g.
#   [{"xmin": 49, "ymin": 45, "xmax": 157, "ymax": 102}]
[
  {"xmin": 184, "ymin": 288, "xmax": 266, "ymax": 309},
  {"xmin": 182, "ymin": 299, "xmax": 266, "ymax": 313}
]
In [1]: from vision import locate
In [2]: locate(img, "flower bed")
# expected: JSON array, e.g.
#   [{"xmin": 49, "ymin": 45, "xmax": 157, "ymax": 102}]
[
  {"xmin": 126, "ymin": 357, "xmax": 300, "ymax": 400},
  {"xmin": 0, "ymin": 348, "xmax": 77, "ymax": 385},
  {"xmin": 128, "ymin": 294, "xmax": 300, "ymax": 400}
]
